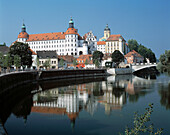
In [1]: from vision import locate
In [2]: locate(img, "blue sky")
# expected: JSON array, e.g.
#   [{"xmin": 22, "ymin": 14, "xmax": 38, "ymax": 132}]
[{"xmin": 0, "ymin": 0, "xmax": 169, "ymax": 57}]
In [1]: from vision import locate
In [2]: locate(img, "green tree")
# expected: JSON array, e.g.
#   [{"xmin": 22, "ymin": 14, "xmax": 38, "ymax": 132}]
[
  {"xmin": 59, "ymin": 58, "xmax": 64, "ymax": 69},
  {"xmin": 3, "ymin": 54, "xmax": 12, "ymax": 72},
  {"xmin": 43, "ymin": 59, "xmax": 51, "ymax": 70},
  {"xmin": 157, "ymin": 50, "xmax": 170, "ymax": 74},
  {"xmin": 128, "ymin": 39, "xmax": 139, "ymax": 51},
  {"xmin": 92, "ymin": 51, "xmax": 103, "ymax": 63},
  {"xmin": 120, "ymin": 104, "xmax": 163, "ymax": 135},
  {"xmin": 94, "ymin": 59, "xmax": 100, "ymax": 68},
  {"xmin": 9, "ymin": 42, "xmax": 32, "ymax": 68},
  {"xmin": 85, "ymin": 59, "xmax": 89, "ymax": 66},
  {"xmin": 0, "ymin": 42, "xmax": 6, "ymax": 46},
  {"xmin": 14, "ymin": 55, "xmax": 21, "ymax": 71},
  {"xmin": 0, "ymin": 52, "xmax": 3, "ymax": 73},
  {"xmin": 73, "ymin": 58, "xmax": 77, "ymax": 67},
  {"xmin": 111, "ymin": 50, "xmax": 124, "ymax": 67}
]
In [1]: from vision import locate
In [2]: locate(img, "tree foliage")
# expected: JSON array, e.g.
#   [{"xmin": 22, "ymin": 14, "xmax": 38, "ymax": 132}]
[
  {"xmin": 157, "ymin": 50, "xmax": 170, "ymax": 74},
  {"xmin": 14, "ymin": 55, "xmax": 21, "ymax": 71},
  {"xmin": 43, "ymin": 59, "xmax": 51, "ymax": 69},
  {"xmin": 73, "ymin": 58, "xmax": 77, "ymax": 67},
  {"xmin": 94, "ymin": 59, "xmax": 100, "ymax": 68},
  {"xmin": 59, "ymin": 58, "xmax": 64, "ymax": 68},
  {"xmin": 120, "ymin": 104, "xmax": 163, "ymax": 135},
  {"xmin": 128, "ymin": 39, "xmax": 156, "ymax": 62},
  {"xmin": 9, "ymin": 42, "xmax": 32, "ymax": 67},
  {"xmin": 111, "ymin": 50, "xmax": 124, "ymax": 67},
  {"xmin": 3, "ymin": 53, "xmax": 12, "ymax": 71},
  {"xmin": 0, "ymin": 42, "xmax": 6, "ymax": 46},
  {"xmin": 85, "ymin": 59, "xmax": 89, "ymax": 65},
  {"xmin": 92, "ymin": 51, "xmax": 104, "ymax": 63}
]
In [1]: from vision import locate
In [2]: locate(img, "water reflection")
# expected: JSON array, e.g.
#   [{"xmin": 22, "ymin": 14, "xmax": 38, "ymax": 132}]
[
  {"xmin": 32, "ymin": 74, "xmax": 156, "ymax": 127},
  {"xmin": 159, "ymin": 81, "xmax": 170, "ymax": 110},
  {"xmin": 0, "ymin": 74, "xmax": 163, "ymax": 134}
]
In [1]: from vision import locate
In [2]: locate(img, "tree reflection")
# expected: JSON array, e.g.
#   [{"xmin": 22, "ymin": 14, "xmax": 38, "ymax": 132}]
[{"xmin": 159, "ymin": 83, "xmax": 170, "ymax": 110}]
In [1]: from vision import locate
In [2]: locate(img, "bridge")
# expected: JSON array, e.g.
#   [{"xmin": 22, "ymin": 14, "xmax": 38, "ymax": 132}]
[{"xmin": 131, "ymin": 63, "xmax": 157, "ymax": 73}]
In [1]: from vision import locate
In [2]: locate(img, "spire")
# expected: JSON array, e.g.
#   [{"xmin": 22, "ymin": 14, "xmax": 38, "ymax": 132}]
[
  {"xmin": 104, "ymin": 24, "xmax": 110, "ymax": 31},
  {"xmin": 21, "ymin": 22, "xmax": 26, "ymax": 32},
  {"xmin": 69, "ymin": 16, "xmax": 74, "ymax": 28}
]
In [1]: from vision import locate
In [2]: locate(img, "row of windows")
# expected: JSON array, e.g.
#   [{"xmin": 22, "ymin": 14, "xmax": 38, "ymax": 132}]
[
  {"xmin": 28, "ymin": 40, "xmax": 65, "ymax": 45},
  {"xmin": 66, "ymin": 35, "xmax": 77, "ymax": 38},
  {"xmin": 56, "ymin": 48, "xmax": 77, "ymax": 52},
  {"xmin": 39, "ymin": 60, "xmax": 57, "ymax": 64},
  {"xmin": 30, "ymin": 44, "xmax": 77, "ymax": 49}
]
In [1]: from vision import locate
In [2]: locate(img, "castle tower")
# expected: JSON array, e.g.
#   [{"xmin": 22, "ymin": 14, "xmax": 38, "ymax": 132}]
[
  {"xmin": 17, "ymin": 23, "xmax": 29, "ymax": 42},
  {"xmin": 104, "ymin": 24, "xmax": 111, "ymax": 39},
  {"xmin": 69, "ymin": 17, "xmax": 74, "ymax": 28}
]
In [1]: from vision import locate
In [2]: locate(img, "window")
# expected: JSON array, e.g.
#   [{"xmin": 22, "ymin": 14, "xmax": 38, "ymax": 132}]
[{"xmin": 54, "ymin": 61, "xmax": 56, "ymax": 64}]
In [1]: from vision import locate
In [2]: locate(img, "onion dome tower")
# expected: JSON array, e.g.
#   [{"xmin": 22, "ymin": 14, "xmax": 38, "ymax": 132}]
[
  {"xmin": 17, "ymin": 23, "xmax": 29, "ymax": 42},
  {"xmin": 69, "ymin": 16, "xmax": 74, "ymax": 28}
]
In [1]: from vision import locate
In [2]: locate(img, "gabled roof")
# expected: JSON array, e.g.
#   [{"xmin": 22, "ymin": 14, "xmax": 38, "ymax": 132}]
[
  {"xmin": 37, "ymin": 51, "xmax": 57, "ymax": 59},
  {"xmin": 26, "ymin": 32, "xmax": 65, "ymax": 42},
  {"xmin": 58, "ymin": 55, "xmax": 74, "ymax": 63},
  {"xmin": 106, "ymin": 34, "xmax": 125, "ymax": 42},
  {"xmin": 124, "ymin": 50, "xmax": 143, "ymax": 58},
  {"xmin": 97, "ymin": 41, "xmax": 106, "ymax": 45}
]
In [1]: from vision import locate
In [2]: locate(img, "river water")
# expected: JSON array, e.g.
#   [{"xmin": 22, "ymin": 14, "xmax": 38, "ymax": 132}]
[{"xmin": 0, "ymin": 74, "xmax": 170, "ymax": 135}]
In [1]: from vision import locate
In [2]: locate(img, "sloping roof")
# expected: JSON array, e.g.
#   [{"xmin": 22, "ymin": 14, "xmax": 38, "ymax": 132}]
[
  {"xmin": 18, "ymin": 32, "xmax": 29, "ymax": 38},
  {"xmin": 58, "ymin": 55, "xmax": 74, "ymax": 63},
  {"xmin": 0, "ymin": 46, "xmax": 9, "ymax": 55},
  {"xmin": 65, "ymin": 28, "xmax": 78, "ymax": 35},
  {"xmin": 124, "ymin": 50, "xmax": 143, "ymax": 58},
  {"xmin": 26, "ymin": 32, "xmax": 65, "ymax": 42},
  {"xmin": 77, "ymin": 54, "xmax": 93, "ymax": 64},
  {"xmin": 30, "ymin": 48, "xmax": 37, "ymax": 55},
  {"xmin": 106, "ymin": 34, "xmax": 125, "ymax": 41},
  {"xmin": 37, "ymin": 51, "xmax": 57, "ymax": 59},
  {"xmin": 97, "ymin": 41, "xmax": 106, "ymax": 45}
]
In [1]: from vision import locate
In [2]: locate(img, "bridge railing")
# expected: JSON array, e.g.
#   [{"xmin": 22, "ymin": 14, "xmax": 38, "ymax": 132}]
[{"xmin": 132, "ymin": 63, "xmax": 157, "ymax": 66}]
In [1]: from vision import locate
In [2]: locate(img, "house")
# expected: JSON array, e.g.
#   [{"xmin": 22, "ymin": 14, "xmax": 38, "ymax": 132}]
[
  {"xmin": 124, "ymin": 50, "xmax": 144, "ymax": 64},
  {"xmin": 37, "ymin": 51, "xmax": 58, "ymax": 69},
  {"xmin": 58, "ymin": 55, "xmax": 74, "ymax": 68},
  {"xmin": 76, "ymin": 54, "xmax": 95, "ymax": 69},
  {"xmin": 101, "ymin": 53, "xmax": 112, "ymax": 68}
]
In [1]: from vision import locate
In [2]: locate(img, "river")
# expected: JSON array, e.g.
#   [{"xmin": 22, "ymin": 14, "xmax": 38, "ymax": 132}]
[{"xmin": 0, "ymin": 74, "xmax": 170, "ymax": 135}]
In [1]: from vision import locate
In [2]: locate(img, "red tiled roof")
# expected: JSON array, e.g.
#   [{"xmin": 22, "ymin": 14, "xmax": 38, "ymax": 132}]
[
  {"xmin": 26, "ymin": 32, "xmax": 65, "ymax": 42},
  {"xmin": 124, "ymin": 50, "xmax": 143, "ymax": 58},
  {"xmin": 106, "ymin": 34, "xmax": 125, "ymax": 41},
  {"xmin": 97, "ymin": 41, "xmax": 106, "ymax": 45},
  {"xmin": 58, "ymin": 55, "xmax": 74, "ymax": 63},
  {"xmin": 77, "ymin": 54, "xmax": 93, "ymax": 64},
  {"xmin": 18, "ymin": 32, "xmax": 29, "ymax": 38},
  {"xmin": 65, "ymin": 28, "xmax": 78, "ymax": 35}
]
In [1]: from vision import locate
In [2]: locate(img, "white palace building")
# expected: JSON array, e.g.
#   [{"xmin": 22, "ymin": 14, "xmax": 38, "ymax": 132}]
[{"xmin": 17, "ymin": 17, "xmax": 89, "ymax": 56}]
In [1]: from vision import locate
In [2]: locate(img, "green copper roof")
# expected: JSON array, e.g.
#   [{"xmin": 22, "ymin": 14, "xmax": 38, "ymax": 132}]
[{"xmin": 69, "ymin": 17, "xmax": 74, "ymax": 23}]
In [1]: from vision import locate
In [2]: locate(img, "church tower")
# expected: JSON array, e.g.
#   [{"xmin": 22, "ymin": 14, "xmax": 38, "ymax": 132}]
[
  {"xmin": 69, "ymin": 17, "xmax": 74, "ymax": 28},
  {"xmin": 104, "ymin": 24, "xmax": 111, "ymax": 39}
]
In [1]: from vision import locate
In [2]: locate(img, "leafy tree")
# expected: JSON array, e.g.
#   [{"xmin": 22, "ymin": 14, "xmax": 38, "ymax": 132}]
[
  {"xmin": 3, "ymin": 53, "xmax": 12, "ymax": 72},
  {"xmin": 120, "ymin": 104, "xmax": 163, "ymax": 135},
  {"xmin": 157, "ymin": 50, "xmax": 170, "ymax": 74},
  {"xmin": 128, "ymin": 40, "xmax": 156, "ymax": 62},
  {"xmin": 0, "ymin": 52, "xmax": 3, "ymax": 73},
  {"xmin": 9, "ymin": 42, "xmax": 32, "ymax": 68},
  {"xmin": 85, "ymin": 59, "xmax": 89, "ymax": 65},
  {"xmin": 111, "ymin": 50, "xmax": 124, "ymax": 67},
  {"xmin": 94, "ymin": 59, "xmax": 100, "ymax": 68},
  {"xmin": 128, "ymin": 39, "xmax": 139, "ymax": 51},
  {"xmin": 73, "ymin": 58, "xmax": 77, "ymax": 67},
  {"xmin": 14, "ymin": 55, "xmax": 21, "ymax": 71},
  {"xmin": 0, "ymin": 42, "xmax": 6, "ymax": 46},
  {"xmin": 59, "ymin": 58, "xmax": 64, "ymax": 69},
  {"xmin": 43, "ymin": 59, "xmax": 51, "ymax": 70},
  {"xmin": 92, "ymin": 51, "xmax": 103, "ymax": 63}
]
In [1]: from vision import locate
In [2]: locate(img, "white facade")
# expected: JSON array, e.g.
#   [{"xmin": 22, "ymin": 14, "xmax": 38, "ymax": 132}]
[{"xmin": 17, "ymin": 18, "xmax": 88, "ymax": 56}]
